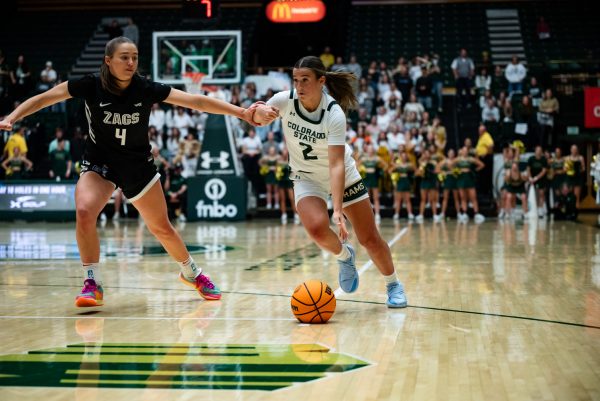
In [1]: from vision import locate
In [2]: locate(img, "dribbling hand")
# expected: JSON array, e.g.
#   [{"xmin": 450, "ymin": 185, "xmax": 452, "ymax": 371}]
[
  {"xmin": 0, "ymin": 118, "xmax": 13, "ymax": 131},
  {"xmin": 332, "ymin": 210, "xmax": 348, "ymax": 242}
]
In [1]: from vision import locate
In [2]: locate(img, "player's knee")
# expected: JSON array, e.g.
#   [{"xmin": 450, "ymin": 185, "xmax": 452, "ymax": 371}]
[
  {"xmin": 76, "ymin": 204, "xmax": 99, "ymax": 225},
  {"xmin": 303, "ymin": 221, "xmax": 329, "ymax": 242},
  {"xmin": 147, "ymin": 220, "xmax": 176, "ymax": 238},
  {"xmin": 357, "ymin": 230, "xmax": 382, "ymax": 250}
]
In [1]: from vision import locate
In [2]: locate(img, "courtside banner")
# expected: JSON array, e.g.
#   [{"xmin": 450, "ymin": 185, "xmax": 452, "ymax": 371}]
[
  {"xmin": 584, "ymin": 87, "xmax": 600, "ymax": 128},
  {"xmin": 266, "ymin": 0, "xmax": 326, "ymax": 23}
]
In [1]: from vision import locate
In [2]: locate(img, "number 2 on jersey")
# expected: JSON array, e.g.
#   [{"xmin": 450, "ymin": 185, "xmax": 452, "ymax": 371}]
[
  {"xmin": 115, "ymin": 128, "xmax": 127, "ymax": 146},
  {"xmin": 299, "ymin": 142, "xmax": 318, "ymax": 160}
]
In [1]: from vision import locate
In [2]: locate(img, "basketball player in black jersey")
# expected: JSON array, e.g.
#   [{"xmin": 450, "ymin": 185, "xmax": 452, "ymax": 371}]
[{"xmin": 0, "ymin": 37, "xmax": 278, "ymax": 307}]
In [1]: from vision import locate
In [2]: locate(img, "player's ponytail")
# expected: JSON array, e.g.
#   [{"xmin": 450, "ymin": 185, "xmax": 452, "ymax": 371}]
[
  {"xmin": 100, "ymin": 36, "xmax": 137, "ymax": 95},
  {"xmin": 294, "ymin": 56, "xmax": 358, "ymax": 113}
]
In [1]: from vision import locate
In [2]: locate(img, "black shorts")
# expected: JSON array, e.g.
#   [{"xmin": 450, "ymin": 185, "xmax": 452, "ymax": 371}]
[{"xmin": 80, "ymin": 156, "xmax": 160, "ymax": 201}]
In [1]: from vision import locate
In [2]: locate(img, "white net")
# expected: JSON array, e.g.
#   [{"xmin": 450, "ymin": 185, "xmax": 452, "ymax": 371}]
[{"xmin": 182, "ymin": 72, "xmax": 206, "ymax": 95}]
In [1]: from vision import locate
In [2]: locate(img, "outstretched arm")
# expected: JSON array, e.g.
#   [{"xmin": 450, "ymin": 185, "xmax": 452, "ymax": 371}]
[
  {"xmin": 0, "ymin": 82, "xmax": 72, "ymax": 130},
  {"xmin": 164, "ymin": 88, "xmax": 278, "ymax": 126}
]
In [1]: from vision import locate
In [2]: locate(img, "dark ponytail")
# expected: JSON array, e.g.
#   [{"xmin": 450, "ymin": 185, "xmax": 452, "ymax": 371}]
[
  {"xmin": 100, "ymin": 36, "xmax": 137, "ymax": 95},
  {"xmin": 294, "ymin": 56, "xmax": 358, "ymax": 113}
]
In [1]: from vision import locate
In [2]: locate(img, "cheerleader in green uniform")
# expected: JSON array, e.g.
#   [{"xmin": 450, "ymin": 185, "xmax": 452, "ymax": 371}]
[
  {"xmin": 439, "ymin": 148, "xmax": 460, "ymax": 220},
  {"xmin": 416, "ymin": 148, "xmax": 441, "ymax": 222},
  {"xmin": 504, "ymin": 162, "xmax": 529, "ymax": 219},
  {"xmin": 259, "ymin": 145, "xmax": 280, "ymax": 210},
  {"xmin": 527, "ymin": 145, "xmax": 549, "ymax": 218},
  {"xmin": 389, "ymin": 151, "xmax": 415, "ymax": 221},
  {"xmin": 497, "ymin": 146, "xmax": 516, "ymax": 219},
  {"xmin": 358, "ymin": 143, "xmax": 387, "ymax": 223},
  {"xmin": 550, "ymin": 147, "xmax": 566, "ymax": 199},
  {"xmin": 454, "ymin": 146, "xmax": 485, "ymax": 223},
  {"xmin": 1, "ymin": 147, "xmax": 32, "ymax": 179},
  {"xmin": 277, "ymin": 146, "xmax": 299, "ymax": 224},
  {"xmin": 566, "ymin": 144, "xmax": 585, "ymax": 208}
]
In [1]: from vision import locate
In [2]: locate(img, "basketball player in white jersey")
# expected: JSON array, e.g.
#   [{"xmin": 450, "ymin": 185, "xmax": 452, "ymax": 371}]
[
  {"xmin": 253, "ymin": 56, "xmax": 407, "ymax": 307},
  {"xmin": 0, "ymin": 37, "xmax": 279, "ymax": 307}
]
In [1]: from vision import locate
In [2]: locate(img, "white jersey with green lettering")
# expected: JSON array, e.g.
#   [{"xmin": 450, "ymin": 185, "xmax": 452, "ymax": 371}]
[{"xmin": 267, "ymin": 89, "xmax": 354, "ymax": 181}]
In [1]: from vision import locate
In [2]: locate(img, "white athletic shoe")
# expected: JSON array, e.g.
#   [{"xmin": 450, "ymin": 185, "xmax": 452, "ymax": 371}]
[
  {"xmin": 266, "ymin": 203, "xmax": 272, "ymax": 210},
  {"xmin": 393, "ymin": 213, "xmax": 399, "ymax": 221},
  {"xmin": 408, "ymin": 213, "xmax": 415, "ymax": 221},
  {"xmin": 375, "ymin": 214, "xmax": 381, "ymax": 224},
  {"xmin": 281, "ymin": 214, "xmax": 288, "ymax": 224},
  {"xmin": 415, "ymin": 214, "xmax": 424, "ymax": 223},
  {"xmin": 474, "ymin": 213, "xmax": 485, "ymax": 224},
  {"xmin": 294, "ymin": 213, "xmax": 301, "ymax": 225},
  {"xmin": 112, "ymin": 212, "xmax": 120, "ymax": 221},
  {"xmin": 433, "ymin": 214, "xmax": 443, "ymax": 223},
  {"xmin": 498, "ymin": 210, "xmax": 506, "ymax": 220}
]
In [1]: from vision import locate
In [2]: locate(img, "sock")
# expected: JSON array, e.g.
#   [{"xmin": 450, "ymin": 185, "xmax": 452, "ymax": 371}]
[
  {"xmin": 383, "ymin": 271, "xmax": 399, "ymax": 286},
  {"xmin": 179, "ymin": 256, "xmax": 202, "ymax": 279},
  {"xmin": 334, "ymin": 243, "xmax": 351, "ymax": 261},
  {"xmin": 83, "ymin": 264, "xmax": 101, "ymax": 284}
]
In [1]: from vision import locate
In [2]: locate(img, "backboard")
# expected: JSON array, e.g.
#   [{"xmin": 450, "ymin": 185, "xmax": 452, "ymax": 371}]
[{"xmin": 152, "ymin": 30, "xmax": 242, "ymax": 86}]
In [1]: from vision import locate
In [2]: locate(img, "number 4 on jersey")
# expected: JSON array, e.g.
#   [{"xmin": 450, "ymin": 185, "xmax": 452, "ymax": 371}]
[
  {"xmin": 299, "ymin": 142, "xmax": 317, "ymax": 160},
  {"xmin": 115, "ymin": 128, "xmax": 127, "ymax": 146}
]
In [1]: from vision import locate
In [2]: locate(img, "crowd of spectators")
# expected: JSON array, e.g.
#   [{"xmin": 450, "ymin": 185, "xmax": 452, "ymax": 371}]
[{"xmin": 0, "ymin": 43, "xmax": 586, "ymax": 222}]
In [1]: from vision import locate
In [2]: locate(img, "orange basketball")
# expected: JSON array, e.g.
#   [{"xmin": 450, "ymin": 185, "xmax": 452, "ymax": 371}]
[{"xmin": 290, "ymin": 280, "xmax": 336, "ymax": 324}]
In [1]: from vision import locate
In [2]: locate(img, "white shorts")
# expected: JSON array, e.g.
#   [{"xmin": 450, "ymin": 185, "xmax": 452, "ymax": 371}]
[{"xmin": 292, "ymin": 164, "xmax": 369, "ymax": 208}]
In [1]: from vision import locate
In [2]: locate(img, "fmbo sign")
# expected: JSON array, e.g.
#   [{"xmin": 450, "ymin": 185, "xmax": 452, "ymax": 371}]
[{"xmin": 188, "ymin": 176, "xmax": 246, "ymax": 221}]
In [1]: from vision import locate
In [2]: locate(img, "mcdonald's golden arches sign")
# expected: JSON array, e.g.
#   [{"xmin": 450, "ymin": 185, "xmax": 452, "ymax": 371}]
[{"xmin": 266, "ymin": 1, "xmax": 326, "ymax": 23}]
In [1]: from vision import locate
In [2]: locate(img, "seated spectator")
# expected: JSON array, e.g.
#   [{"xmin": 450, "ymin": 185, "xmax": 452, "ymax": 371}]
[
  {"xmin": 166, "ymin": 127, "xmax": 183, "ymax": 161},
  {"xmin": 366, "ymin": 115, "xmax": 381, "ymax": 137},
  {"xmin": 3, "ymin": 125, "xmax": 28, "ymax": 159},
  {"xmin": 38, "ymin": 61, "xmax": 57, "ymax": 92},
  {"xmin": 375, "ymin": 106, "xmax": 391, "ymax": 133},
  {"xmin": 505, "ymin": 56, "xmax": 527, "ymax": 97},
  {"xmin": 105, "ymin": 19, "xmax": 123, "ymax": 40},
  {"xmin": 122, "ymin": 18, "xmax": 139, "ymax": 44},
  {"xmin": 409, "ymin": 56, "xmax": 423, "ymax": 84},
  {"xmin": 403, "ymin": 93, "xmax": 425, "ymax": 121},
  {"xmin": 553, "ymin": 183, "xmax": 576, "ymax": 220},
  {"xmin": 259, "ymin": 146, "xmax": 280, "ymax": 209},
  {"xmin": 11, "ymin": 54, "xmax": 32, "ymax": 102},
  {"xmin": 377, "ymin": 74, "xmax": 392, "ymax": 101},
  {"xmin": 415, "ymin": 67, "xmax": 433, "ymax": 110},
  {"xmin": 262, "ymin": 131, "xmax": 280, "ymax": 155},
  {"xmin": 527, "ymin": 76, "xmax": 543, "ymax": 107},
  {"xmin": 475, "ymin": 67, "xmax": 491, "ymax": 106},
  {"xmin": 383, "ymin": 82, "xmax": 402, "ymax": 106},
  {"xmin": 149, "ymin": 103, "xmax": 166, "ymax": 135},
  {"xmin": 331, "ymin": 56, "xmax": 346, "ymax": 72},
  {"xmin": 479, "ymin": 89, "xmax": 495, "ymax": 110},
  {"xmin": 48, "ymin": 138, "xmax": 72, "ymax": 180},
  {"xmin": 173, "ymin": 106, "xmax": 194, "ymax": 137},
  {"xmin": 320, "ymin": 46, "xmax": 335, "ymax": 70},
  {"xmin": 514, "ymin": 95, "xmax": 535, "ymax": 124},
  {"xmin": 357, "ymin": 78, "xmax": 375, "ymax": 115},
  {"xmin": 491, "ymin": 65, "xmax": 506, "ymax": 98},
  {"xmin": 481, "ymin": 98, "xmax": 500, "ymax": 123},
  {"xmin": 536, "ymin": 16, "xmax": 551, "ymax": 40},
  {"xmin": 164, "ymin": 163, "xmax": 188, "ymax": 222},
  {"xmin": 393, "ymin": 65, "xmax": 413, "ymax": 107},
  {"xmin": 48, "ymin": 127, "xmax": 70, "ymax": 154},
  {"xmin": 404, "ymin": 111, "xmax": 420, "ymax": 131},
  {"xmin": 346, "ymin": 122, "xmax": 357, "ymax": 143},
  {"xmin": 2, "ymin": 146, "xmax": 32, "ymax": 179}
]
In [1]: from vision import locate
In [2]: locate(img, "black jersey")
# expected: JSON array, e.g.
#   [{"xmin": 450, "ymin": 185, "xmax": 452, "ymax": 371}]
[{"xmin": 68, "ymin": 74, "xmax": 171, "ymax": 164}]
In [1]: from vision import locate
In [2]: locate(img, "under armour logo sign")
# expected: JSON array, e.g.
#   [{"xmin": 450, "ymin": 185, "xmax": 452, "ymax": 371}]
[{"xmin": 200, "ymin": 151, "xmax": 230, "ymax": 169}]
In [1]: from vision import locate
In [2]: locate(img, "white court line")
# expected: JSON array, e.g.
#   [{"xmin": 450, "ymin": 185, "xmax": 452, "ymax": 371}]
[
  {"xmin": 334, "ymin": 226, "xmax": 409, "ymax": 297},
  {"xmin": 0, "ymin": 315, "xmax": 295, "ymax": 322}
]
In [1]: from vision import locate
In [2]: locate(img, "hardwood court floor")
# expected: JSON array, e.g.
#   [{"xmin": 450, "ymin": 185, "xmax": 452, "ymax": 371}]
[{"xmin": 0, "ymin": 218, "xmax": 599, "ymax": 401}]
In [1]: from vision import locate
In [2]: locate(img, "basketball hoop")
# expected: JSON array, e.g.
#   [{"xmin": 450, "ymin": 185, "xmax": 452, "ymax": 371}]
[{"xmin": 182, "ymin": 72, "xmax": 206, "ymax": 95}]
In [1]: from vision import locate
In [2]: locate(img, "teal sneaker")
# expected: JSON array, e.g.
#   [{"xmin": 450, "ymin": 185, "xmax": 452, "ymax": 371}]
[
  {"xmin": 337, "ymin": 243, "xmax": 359, "ymax": 293},
  {"xmin": 386, "ymin": 282, "xmax": 407, "ymax": 308}
]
